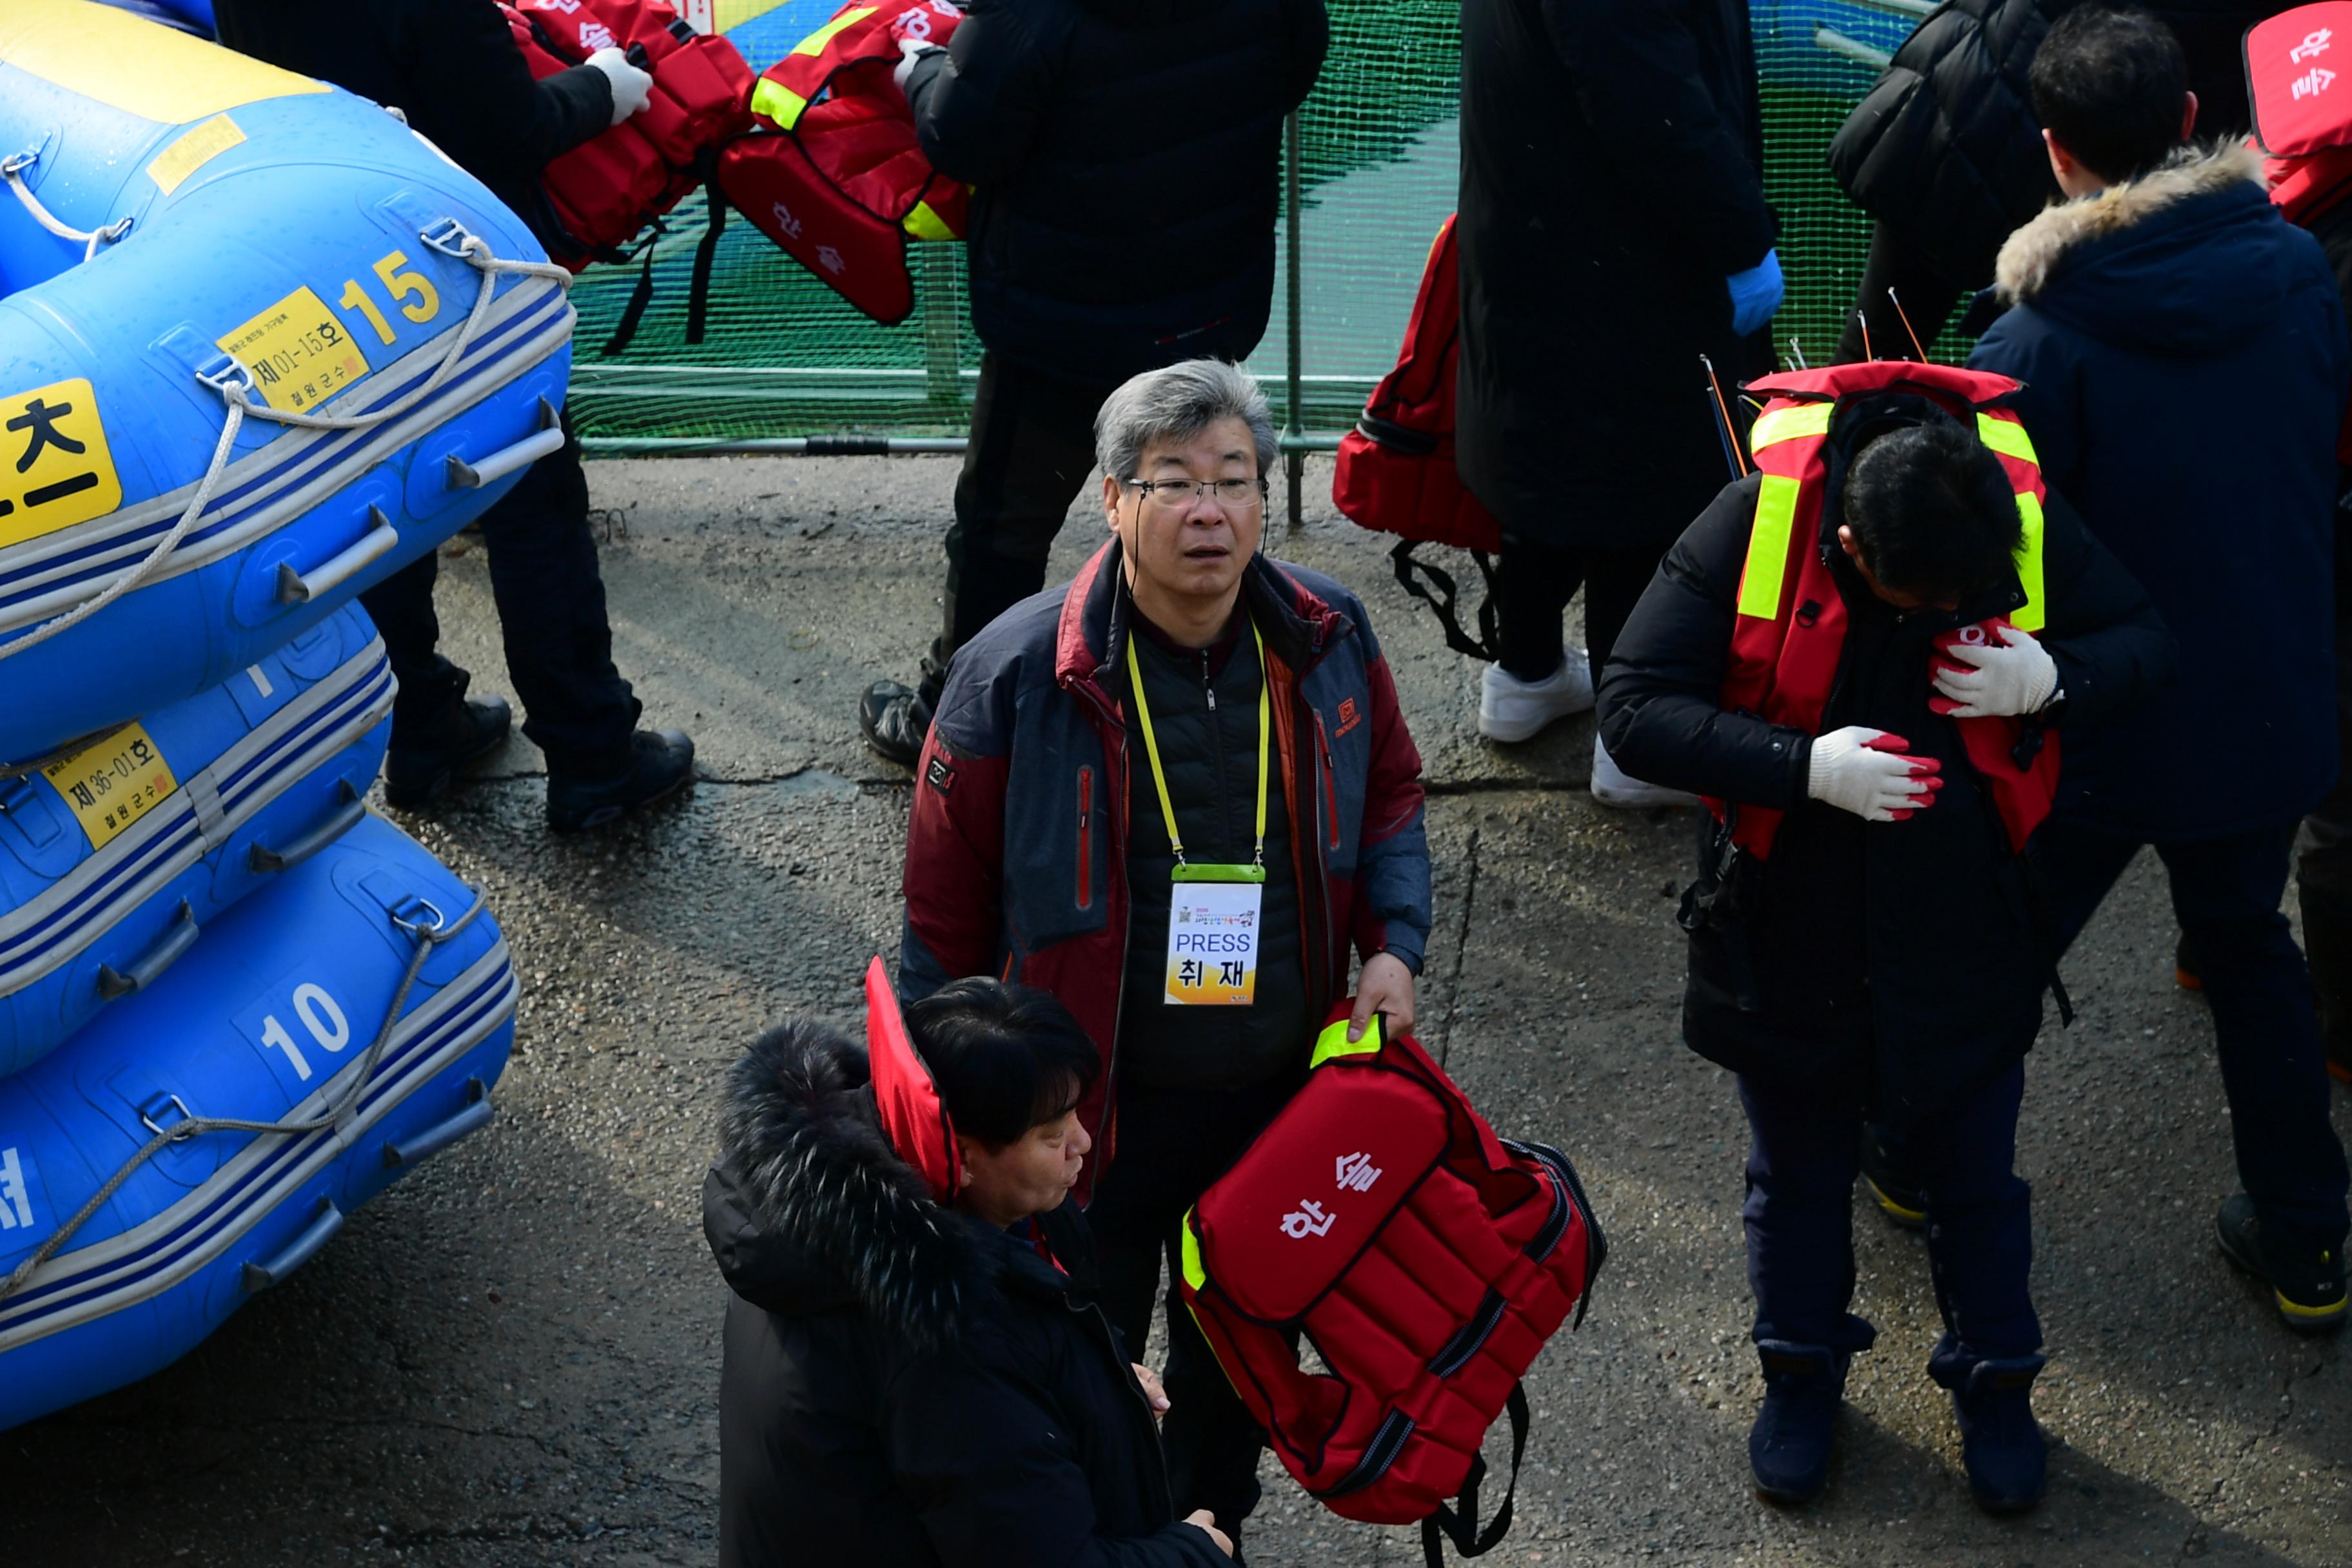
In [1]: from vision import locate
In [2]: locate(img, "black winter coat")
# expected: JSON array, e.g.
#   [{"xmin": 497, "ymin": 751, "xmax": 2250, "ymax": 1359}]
[
  {"xmin": 703, "ymin": 1023, "xmax": 1224, "ymax": 1568},
  {"xmin": 903, "ymin": 0, "xmax": 1326, "ymax": 387},
  {"xmin": 1596, "ymin": 412, "xmax": 2173, "ymax": 1120},
  {"xmin": 1970, "ymin": 144, "xmax": 2351, "ymax": 841},
  {"xmin": 212, "ymin": 0, "xmax": 612, "ymax": 255},
  {"xmin": 1830, "ymin": 0, "xmax": 2274, "ymax": 296},
  {"xmin": 1456, "ymin": 0, "xmax": 1774, "ymax": 551}
]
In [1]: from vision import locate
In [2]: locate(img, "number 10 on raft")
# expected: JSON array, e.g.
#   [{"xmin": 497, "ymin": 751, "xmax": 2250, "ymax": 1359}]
[{"xmin": 235, "ymin": 973, "xmax": 353, "ymax": 1085}]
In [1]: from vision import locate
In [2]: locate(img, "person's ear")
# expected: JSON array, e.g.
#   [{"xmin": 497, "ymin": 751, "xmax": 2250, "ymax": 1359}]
[
  {"xmin": 1836, "ymin": 523, "xmax": 1863, "ymax": 563},
  {"xmin": 1101, "ymin": 471, "xmax": 1123, "ymax": 533},
  {"xmin": 2181, "ymin": 90, "xmax": 2199, "ymax": 144},
  {"xmin": 2043, "ymin": 128, "xmax": 2073, "ymax": 184},
  {"xmin": 952, "ymin": 1133, "xmax": 980, "ymax": 1184}
]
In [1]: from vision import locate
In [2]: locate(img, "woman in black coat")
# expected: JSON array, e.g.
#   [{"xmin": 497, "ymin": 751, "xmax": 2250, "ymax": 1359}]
[
  {"xmin": 1828, "ymin": 0, "xmax": 2274, "ymax": 360},
  {"xmin": 703, "ymin": 979, "xmax": 1231, "ymax": 1568},
  {"xmin": 1455, "ymin": 0, "xmax": 1778, "ymax": 798}
]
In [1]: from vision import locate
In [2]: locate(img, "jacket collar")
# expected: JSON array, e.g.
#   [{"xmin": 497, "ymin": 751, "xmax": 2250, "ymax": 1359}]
[
  {"xmin": 1054, "ymin": 537, "xmax": 1349, "ymax": 700},
  {"xmin": 1994, "ymin": 141, "xmax": 2266, "ymax": 304}
]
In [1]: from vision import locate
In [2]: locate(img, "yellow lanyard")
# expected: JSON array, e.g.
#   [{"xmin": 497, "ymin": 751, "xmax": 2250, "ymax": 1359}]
[{"xmin": 1125, "ymin": 616, "xmax": 1269, "ymax": 870}]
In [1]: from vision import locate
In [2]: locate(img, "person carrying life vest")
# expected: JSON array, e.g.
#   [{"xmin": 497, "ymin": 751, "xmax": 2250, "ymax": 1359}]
[
  {"xmin": 719, "ymin": 0, "xmax": 973, "ymax": 325},
  {"xmin": 1596, "ymin": 358, "xmax": 2175, "ymax": 1514}
]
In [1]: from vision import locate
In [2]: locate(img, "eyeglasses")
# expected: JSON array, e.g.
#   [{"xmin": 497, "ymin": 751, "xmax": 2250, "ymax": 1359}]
[{"xmin": 1122, "ymin": 476, "xmax": 1267, "ymax": 511}]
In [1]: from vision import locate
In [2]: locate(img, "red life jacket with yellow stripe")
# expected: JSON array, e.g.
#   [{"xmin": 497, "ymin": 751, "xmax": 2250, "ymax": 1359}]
[
  {"xmin": 716, "ymin": 1, "xmax": 972, "ymax": 324},
  {"xmin": 1714, "ymin": 361, "xmax": 2061, "ymax": 860}
]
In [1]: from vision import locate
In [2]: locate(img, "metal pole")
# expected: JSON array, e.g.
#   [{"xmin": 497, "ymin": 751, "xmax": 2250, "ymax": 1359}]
[{"xmin": 1284, "ymin": 109, "xmax": 1304, "ymax": 533}]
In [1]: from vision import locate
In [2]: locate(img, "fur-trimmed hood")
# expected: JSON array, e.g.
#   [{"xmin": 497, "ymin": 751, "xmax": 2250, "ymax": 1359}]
[
  {"xmin": 1991, "ymin": 142, "xmax": 2294, "ymax": 355},
  {"xmin": 703, "ymin": 1021, "xmax": 994, "ymax": 1349}
]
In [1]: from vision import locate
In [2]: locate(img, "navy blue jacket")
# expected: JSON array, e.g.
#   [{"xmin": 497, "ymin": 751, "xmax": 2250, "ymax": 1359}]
[{"xmin": 1970, "ymin": 144, "xmax": 2351, "ymax": 840}]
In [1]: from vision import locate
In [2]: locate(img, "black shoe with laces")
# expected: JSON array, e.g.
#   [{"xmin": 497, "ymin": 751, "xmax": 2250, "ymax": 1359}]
[
  {"xmin": 383, "ymin": 694, "xmax": 512, "ymax": 810},
  {"xmin": 546, "ymin": 728, "xmax": 695, "ymax": 834},
  {"xmin": 2217, "ymin": 1193, "xmax": 2347, "ymax": 1332},
  {"xmin": 859, "ymin": 679, "xmax": 934, "ymax": 768}
]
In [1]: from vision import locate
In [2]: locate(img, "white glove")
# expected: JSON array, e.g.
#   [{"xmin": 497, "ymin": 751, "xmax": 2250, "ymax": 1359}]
[
  {"xmin": 1806, "ymin": 726, "xmax": 1941, "ymax": 823},
  {"xmin": 587, "ymin": 46, "xmax": 654, "ymax": 126},
  {"xmin": 892, "ymin": 38, "xmax": 939, "ymax": 95},
  {"xmin": 1931, "ymin": 623, "xmax": 2059, "ymax": 718}
]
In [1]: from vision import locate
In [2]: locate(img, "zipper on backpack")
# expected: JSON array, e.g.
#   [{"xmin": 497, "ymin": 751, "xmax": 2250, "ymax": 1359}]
[{"xmin": 1076, "ymin": 765, "xmax": 1093, "ymax": 910}]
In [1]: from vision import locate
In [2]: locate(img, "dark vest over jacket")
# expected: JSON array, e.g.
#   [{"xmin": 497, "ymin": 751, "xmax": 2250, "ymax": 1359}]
[
  {"xmin": 902, "ymin": 0, "xmax": 1327, "ymax": 386},
  {"xmin": 1118, "ymin": 618, "xmax": 1308, "ymax": 1090},
  {"xmin": 704, "ymin": 1023, "xmax": 1226, "ymax": 1568},
  {"xmin": 1456, "ymin": 0, "xmax": 1774, "ymax": 551},
  {"xmin": 212, "ymin": 0, "xmax": 612, "ymax": 254},
  {"xmin": 1597, "ymin": 446, "xmax": 2173, "ymax": 1123}
]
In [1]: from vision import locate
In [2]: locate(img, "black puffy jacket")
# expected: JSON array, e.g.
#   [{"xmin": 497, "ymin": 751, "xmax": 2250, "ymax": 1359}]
[
  {"xmin": 213, "ymin": 0, "xmax": 612, "ymax": 255},
  {"xmin": 901, "ymin": 0, "xmax": 1326, "ymax": 386},
  {"xmin": 1596, "ymin": 404, "xmax": 2174, "ymax": 1121},
  {"xmin": 1830, "ymin": 0, "xmax": 2274, "ymax": 295},
  {"xmin": 703, "ymin": 1023, "xmax": 1226, "ymax": 1568}
]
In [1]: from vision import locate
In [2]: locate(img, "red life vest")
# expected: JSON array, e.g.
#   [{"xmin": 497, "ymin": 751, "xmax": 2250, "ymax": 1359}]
[
  {"xmin": 1177, "ymin": 1008, "xmax": 1602, "ymax": 1556},
  {"xmin": 1716, "ymin": 361, "xmax": 2060, "ymax": 860},
  {"xmin": 500, "ymin": 0, "xmax": 755, "ymax": 271},
  {"xmin": 717, "ymin": 1, "xmax": 972, "ymax": 325},
  {"xmin": 2248, "ymin": 3, "xmax": 2352, "ymax": 461},
  {"xmin": 1329, "ymin": 215, "xmax": 1505, "ymax": 660}
]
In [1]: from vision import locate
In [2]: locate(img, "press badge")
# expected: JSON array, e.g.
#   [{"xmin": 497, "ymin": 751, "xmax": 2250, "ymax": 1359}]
[{"xmin": 1165, "ymin": 863, "xmax": 1264, "ymax": 1006}]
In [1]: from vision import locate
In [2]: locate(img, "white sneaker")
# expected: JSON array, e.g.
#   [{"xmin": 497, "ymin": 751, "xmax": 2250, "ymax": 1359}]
[
  {"xmin": 1592, "ymin": 732, "xmax": 1698, "ymax": 809},
  {"xmin": 1478, "ymin": 649, "xmax": 1596, "ymax": 743}
]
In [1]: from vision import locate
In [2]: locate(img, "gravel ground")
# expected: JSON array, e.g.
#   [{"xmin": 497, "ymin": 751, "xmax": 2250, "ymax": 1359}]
[{"xmin": 2, "ymin": 456, "xmax": 2343, "ymax": 1568}]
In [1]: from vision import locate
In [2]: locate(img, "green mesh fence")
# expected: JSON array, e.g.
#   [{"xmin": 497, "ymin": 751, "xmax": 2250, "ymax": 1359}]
[{"xmin": 571, "ymin": 0, "xmax": 1955, "ymax": 451}]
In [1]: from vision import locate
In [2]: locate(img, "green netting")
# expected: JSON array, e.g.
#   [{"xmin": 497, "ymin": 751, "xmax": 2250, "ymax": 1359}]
[{"xmin": 570, "ymin": 0, "xmax": 1956, "ymax": 450}]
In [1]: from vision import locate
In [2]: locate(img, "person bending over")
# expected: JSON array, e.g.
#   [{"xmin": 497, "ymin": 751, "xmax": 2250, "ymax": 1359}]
[
  {"xmin": 1599, "ymin": 400, "xmax": 2171, "ymax": 1511},
  {"xmin": 705, "ymin": 977, "xmax": 1232, "ymax": 1567}
]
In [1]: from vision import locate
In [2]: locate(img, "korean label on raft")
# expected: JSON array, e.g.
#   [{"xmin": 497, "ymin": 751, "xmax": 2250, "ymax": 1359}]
[
  {"xmin": 0, "ymin": 377, "xmax": 122, "ymax": 549},
  {"xmin": 41, "ymin": 722, "xmax": 178, "ymax": 852},
  {"xmin": 217, "ymin": 286, "xmax": 370, "ymax": 415}
]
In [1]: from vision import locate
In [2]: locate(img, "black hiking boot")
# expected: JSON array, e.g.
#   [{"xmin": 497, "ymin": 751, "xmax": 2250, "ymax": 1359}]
[
  {"xmin": 1749, "ymin": 1341, "xmax": 1853, "ymax": 1504},
  {"xmin": 546, "ymin": 729, "xmax": 696, "ymax": 834},
  {"xmin": 383, "ymin": 694, "xmax": 512, "ymax": 810},
  {"xmin": 2217, "ymin": 1193, "xmax": 2347, "ymax": 1333},
  {"xmin": 859, "ymin": 680, "xmax": 934, "ymax": 768},
  {"xmin": 1943, "ymin": 1355, "xmax": 2047, "ymax": 1514}
]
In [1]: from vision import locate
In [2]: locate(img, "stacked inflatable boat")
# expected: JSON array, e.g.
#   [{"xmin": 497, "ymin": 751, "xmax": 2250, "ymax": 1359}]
[{"xmin": 0, "ymin": 0, "xmax": 542, "ymax": 1429}]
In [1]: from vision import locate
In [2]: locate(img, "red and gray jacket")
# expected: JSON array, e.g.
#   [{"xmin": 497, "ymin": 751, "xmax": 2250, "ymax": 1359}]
[{"xmin": 901, "ymin": 542, "xmax": 1432, "ymax": 1197}]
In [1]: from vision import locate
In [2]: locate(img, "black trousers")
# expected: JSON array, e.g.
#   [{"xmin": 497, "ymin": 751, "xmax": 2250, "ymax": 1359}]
[
  {"xmin": 1087, "ymin": 1075, "xmax": 1298, "ymax": 1537},
  {"xmin": 1834, "ymin": 223, "xmax": 1968, "ymax": 366},
  {"xmin": 360, "ymin": 428, "xmax": 639, "ymax": 776},
  {"xmin": 1494, "ymin": 533, "xmax": 1669, "ymax": 687},
  {"xmin": 922, "ymin": 354, "xmax": 1117, "ymax": 705},
  {"xmin": 2034, "ymin": 814, "xmax": 2352, "ymax": 1249},
  {"xmin": 2295, "ymin": 614, "xmax": 2352, "ymax": 1067}
]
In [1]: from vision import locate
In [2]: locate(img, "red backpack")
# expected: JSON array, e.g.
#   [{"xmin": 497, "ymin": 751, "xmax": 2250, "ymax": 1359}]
[
  {"xmin": 501, "ymin": 0, "xmax": 754, "ymax": 345},
  {"xmin": 2248, "ymin": 3, "xmax": 2352, "ymax": 463},
  {"xmin": 718, "ymin": 1, "xmax": 974, "ymax": 325},
  {"xmin": 1177, "ymin": 1006, "xmax": 1604, "ymax": 1565},
  {"xmin": 1331, "ymin": 215, "xmax": 1506, "ymax": 661}
]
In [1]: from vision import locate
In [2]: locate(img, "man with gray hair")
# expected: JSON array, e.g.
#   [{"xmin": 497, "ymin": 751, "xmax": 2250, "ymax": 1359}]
[{"xmin": 900, "ymin": 359, "xmax": 1432, "ymax": 1548}]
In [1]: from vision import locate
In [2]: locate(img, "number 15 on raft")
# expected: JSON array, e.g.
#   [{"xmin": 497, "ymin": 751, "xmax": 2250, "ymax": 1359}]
[{"xmin": 338, "ymin": 250, "xmax": 441, "ymax": 346}]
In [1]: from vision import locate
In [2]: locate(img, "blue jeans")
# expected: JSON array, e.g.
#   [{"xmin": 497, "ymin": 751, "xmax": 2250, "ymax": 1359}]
[
  {"xmin": 1740, "ymin": 1061, "xmax": 2040, "ymax": 1367},
  {"xmin": 2030, "ymin": 814, "xmax": 2351, "ymax": 1248}
]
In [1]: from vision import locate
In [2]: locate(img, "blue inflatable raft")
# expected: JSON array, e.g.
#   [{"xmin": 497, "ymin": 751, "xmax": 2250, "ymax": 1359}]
[
  {"xmin": 0, "ymin": 812, "xmax": 517, "ymax": 1432},
  {"xmin": 0, "ymin": 0, "xmax": 574, "ymax": 766},
  {"xmin": 0, "ymin": 602, "xmax": 391, "ymax": 1080}
]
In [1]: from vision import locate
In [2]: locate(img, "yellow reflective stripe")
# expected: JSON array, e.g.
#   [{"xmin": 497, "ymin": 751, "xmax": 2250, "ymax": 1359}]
[
  {"xmin": 1976, "ymin": 413, "xmax": 2039, "ymax": 467},
  {"xmin": 1179, "ymin": 1208, "xmax": 1206, "ymax": 1291},
  {"xmin": 1747, "ymin": 402, "xmax": 1832, "ymax": 452},
  {"xmin": 792, "ymin": 5, "xmax": 877, "ymax": 55},
  {"xmin": 1309, "ymin": 1015, "xmax": 1382, "ymax": 1068},
  {"xmin": 750, "ymin": 77, "xmax": 810, "ymax": 128},
  {"xmin": 2010, "ymin": 491, "xmax": 2047, "ymax": 632},
  {"xmin": 902, "ymin": 200, "xmax": 958, "ymax": 241},
  {"xmin": 1738, "ymin": 474, "xmax": 1802, "ymax": 621}
]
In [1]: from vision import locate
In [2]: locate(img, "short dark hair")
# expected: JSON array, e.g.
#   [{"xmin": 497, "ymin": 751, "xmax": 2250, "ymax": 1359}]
[
  {"xmin": 2030, "ymin": 4, "xmax": 2188, "ymax": 184},
  {"xmin": 903, "ymin": 978, "xmax": 1099, "ymax": 1150},
  {"xmin": 1840, "ymin": 422, "xmax": 2022, "ymax": 602}
]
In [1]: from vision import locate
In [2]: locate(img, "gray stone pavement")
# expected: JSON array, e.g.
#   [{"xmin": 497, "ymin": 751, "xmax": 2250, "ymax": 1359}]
[{"xmin": 1, "ymin": 456, "xmax": 2344, "ymax": 1568}]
